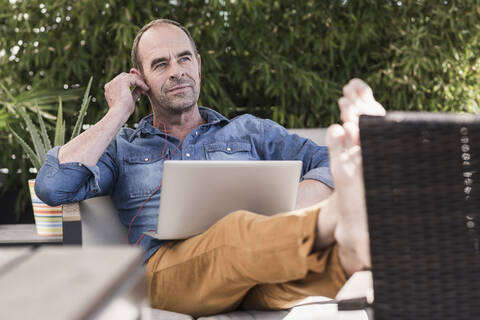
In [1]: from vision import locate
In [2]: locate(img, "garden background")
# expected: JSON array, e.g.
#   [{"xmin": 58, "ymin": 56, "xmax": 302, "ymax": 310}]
[{"xmin": 1, "ymin": 0, "xmax": 479, "ymax": 223}]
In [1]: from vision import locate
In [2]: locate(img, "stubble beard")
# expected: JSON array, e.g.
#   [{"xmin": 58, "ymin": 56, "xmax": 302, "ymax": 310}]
[
  {"xmin": 154, "ymin": 81, "xmax": 200, "ymax": 115},
  {"xmin": 157, "ymin": 94, "xmax": 195, "ymax": 114}
]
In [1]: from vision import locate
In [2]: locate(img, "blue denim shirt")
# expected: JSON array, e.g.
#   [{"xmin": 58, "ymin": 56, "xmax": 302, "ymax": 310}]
[{"xmin": 36, "ymin": 107, "xmax": 332, "ymax": 262}]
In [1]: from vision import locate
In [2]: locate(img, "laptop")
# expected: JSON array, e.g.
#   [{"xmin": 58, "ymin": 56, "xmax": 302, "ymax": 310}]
[
  {"xmin": 360, "ymin": 112, "xmax": 480, "ymax": 319},
  {"xmin": 145, "ymin": 160, "xmax": 302, "ymax": 240}
]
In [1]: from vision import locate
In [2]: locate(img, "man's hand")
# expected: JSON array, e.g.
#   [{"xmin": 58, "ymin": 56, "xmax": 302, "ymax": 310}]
[
  {"xmin": 104, "ymin": 72, "xmax": 150, "ymax": 118},
  {"xmin": 58, "ymin": 72, "xmax": 149, "ymax": 166}
]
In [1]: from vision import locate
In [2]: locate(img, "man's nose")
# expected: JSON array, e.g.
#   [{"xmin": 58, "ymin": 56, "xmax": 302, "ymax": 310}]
[{"xmin": 169, "ymin": 62, "xmax": 184, "ymax": 80}]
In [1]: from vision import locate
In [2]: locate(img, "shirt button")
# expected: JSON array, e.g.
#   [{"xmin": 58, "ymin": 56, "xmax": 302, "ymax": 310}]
[
  {"xmin": 226, "ymin": 147, "xmax": 231, "ymax": 152},
  {"xmin": 144, "ymin": 158, "xmax": 149, "ymax": 162},
  {"xmin": 186, "ymin": 153, "xmax": 191, "ymax": 158}
]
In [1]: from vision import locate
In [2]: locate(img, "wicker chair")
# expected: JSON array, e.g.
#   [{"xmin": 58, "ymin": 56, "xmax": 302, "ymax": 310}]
[{"xmin": 360, "ymin": 112, "xmax": 480, "ymax": 320}]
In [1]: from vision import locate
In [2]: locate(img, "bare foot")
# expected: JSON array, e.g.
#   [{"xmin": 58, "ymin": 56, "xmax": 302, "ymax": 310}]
[
  {"xmin": 338, "ymin": 78, "xmax": 386, "ymax": 124},
  {"xmin": 327, "ymin": 121, "xmax": 371, "ymax": 276},
  {"xmin": 318, "ymin": 79, "xmax": 385, "ymax": 276}
]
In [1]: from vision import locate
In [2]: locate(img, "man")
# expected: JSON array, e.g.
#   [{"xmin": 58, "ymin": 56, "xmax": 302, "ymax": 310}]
[{"xmin": 36, "ymin": 19, "xmax": 385, "ymax": 316}]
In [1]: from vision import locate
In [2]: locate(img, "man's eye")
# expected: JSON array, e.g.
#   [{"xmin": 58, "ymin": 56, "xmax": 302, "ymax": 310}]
[
  {"xmin": 155, "ymin": 63, "xmax": 166, "ymax": 69},
  {"xmin": 179, "ymin": 56, "xmax": 191, "ymax": 62}
]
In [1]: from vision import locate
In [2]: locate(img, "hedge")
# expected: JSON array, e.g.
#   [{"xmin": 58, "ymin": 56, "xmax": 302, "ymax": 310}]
[{"xmin": 1, "ymin": 0, "xmax": 479, "ymax": 220}]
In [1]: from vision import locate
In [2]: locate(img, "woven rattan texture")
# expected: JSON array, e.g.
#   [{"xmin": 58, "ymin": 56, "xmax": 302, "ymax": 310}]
[{"xmin": 360, "ymin": 113, "xmax": 480, "ymax": 320}]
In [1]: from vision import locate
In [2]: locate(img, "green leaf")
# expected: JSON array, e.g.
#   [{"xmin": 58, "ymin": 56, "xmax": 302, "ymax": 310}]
[
  {"xmin": 71, "ymin": 77, "xmax": 93, "ymax": 140},
  {"xmin": 35, "ymin": 103, "xmax": 52, "ymax": 151},
  {"xmin": 54, "ymin": 97, "xmax": 64, "ymax": 146},
  {"xmin": 17, "ymin": 107, "xmax": 46, "ymax": 165},
  {"xmin": 0, "ymin": 108, "xmax": 10, "ymax": 130},
  {"xmin": 0, "ymin": 83, "xmax": 17, "ymax": 101},
  {"xmin": 9, "ymin": 127, "xmax": 42, "ymax": 171}
]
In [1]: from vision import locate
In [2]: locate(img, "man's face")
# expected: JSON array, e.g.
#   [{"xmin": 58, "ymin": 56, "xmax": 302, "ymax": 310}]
[{"xmin": 136, "ymin": 24, "xmax": 201, "ymax": 114}]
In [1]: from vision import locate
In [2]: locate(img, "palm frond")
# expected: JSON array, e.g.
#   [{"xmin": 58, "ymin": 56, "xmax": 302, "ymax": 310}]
[
  {"xmin": 9, "ymin": 127, "xmax": 42, "ymax": 171},
  {"xmin": 0, "ymin": 85, "xmax": 83, "ymax": 120},
  {"xmin": 15, "ymin": 88, "xmax": 84, "ymax": 105},
  {"xmin": 54, "ymin": 97, "xmax": 64, "ymax": 146},
  {"xmin": 17, "ymin": 107, "xmax": 46, "ymax": 164},
  {"xmin": 71, "ymin": 76, "xmax": 93, "ymax": 140},
  {"xmin": 35, "ymin": 103, "xmax": 52, "ymax": 151}
]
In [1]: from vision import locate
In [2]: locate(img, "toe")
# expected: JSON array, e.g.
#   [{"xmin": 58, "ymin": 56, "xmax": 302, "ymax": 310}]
[
  {"xmin": 326, "ymin": 124, "xmax": 346, "ymax": 156},
  {"xmin": 343, "ymin": 122, "xmax": 360, "ymax": 148},
  {"xmin": 338, "ymin": 97, "xmax": 358, "ymax": 124}
]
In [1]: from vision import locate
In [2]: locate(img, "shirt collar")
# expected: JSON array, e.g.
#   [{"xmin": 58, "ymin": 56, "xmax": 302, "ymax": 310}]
[
  {"xmin": 131, "ymin": 106, "xmax": 230, "ymax": 140},
  {"xmin": 198, "ymin": 106, "xmax": 230, "ymax": 125}
]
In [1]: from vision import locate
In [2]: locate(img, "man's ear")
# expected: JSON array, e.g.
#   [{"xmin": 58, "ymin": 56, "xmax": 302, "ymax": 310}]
[{"xmin": 130, "ymin": 68, "xmax": 143, "ymax": 78}]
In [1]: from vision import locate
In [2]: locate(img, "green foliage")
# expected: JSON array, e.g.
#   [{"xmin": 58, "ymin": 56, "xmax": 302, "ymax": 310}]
[
  {"xmin": 53, "ymin": 96, "xmax": 64, "ymax": 147},
  {"xmin": 1, "ymin": 0, "xmax": 479, "ymax": 129},
  {"xmin": 0, "ymin": 84, "xmax": 84, "ymax": 221},
  {"xmin": 6, "ymin": 77, "xmax": 93, "ymax": 171},
  {"xmin": 0, "ymin": 0, "xmax": 479, "ymax": 220},
  {"xmin": 8, "ymin": 107, "xmax": 44, "ymax": 170},
  {"xmin": 71, "ymin": 78, "xmax": 93, "ymax": 140},
  {"xmin": 0, "ymin": 85, "xmax": 85, "ymax": 129}
]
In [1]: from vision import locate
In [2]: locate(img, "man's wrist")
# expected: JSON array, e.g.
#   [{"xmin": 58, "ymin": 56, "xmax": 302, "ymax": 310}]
[{"xmin": 106, "ymin": 106, "xmax": 132, "ymax": 125}]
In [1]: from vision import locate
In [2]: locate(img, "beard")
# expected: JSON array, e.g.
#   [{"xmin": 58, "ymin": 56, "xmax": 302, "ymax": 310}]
[{"xmin": 153, "ymin": 78, "xmax": 200, "ymax": 115}]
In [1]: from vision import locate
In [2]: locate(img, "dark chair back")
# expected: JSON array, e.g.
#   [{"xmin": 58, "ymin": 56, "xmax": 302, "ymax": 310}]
[{"xmin": 360, "ymin": 112, "xmax": 480, "ymax": 320}]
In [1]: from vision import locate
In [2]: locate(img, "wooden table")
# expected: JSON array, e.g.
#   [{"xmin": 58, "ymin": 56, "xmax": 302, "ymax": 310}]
[
  {"xmin": 0, "ymin": 246, "xmax": 147, "ymax": 319},
  {"xmin": 0, "ymin": 224, "xmax": 62, "ymax": 246}
]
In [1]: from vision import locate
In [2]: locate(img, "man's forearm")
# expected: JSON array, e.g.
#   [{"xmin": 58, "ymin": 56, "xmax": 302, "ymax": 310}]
[
  {"xmin": 58, "ymin": 109, "xmax": 129, "ymax": 166},
  {"xmin": 59, "ymin": 72, "xmax": 149, "ymax": 166}
]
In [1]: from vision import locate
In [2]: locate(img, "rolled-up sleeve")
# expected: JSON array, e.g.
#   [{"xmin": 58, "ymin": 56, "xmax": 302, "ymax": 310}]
[
  {"xmin": 303, "ymin": 167, "xmax": 333, "ymax": 188},
  {"xmin": 261, "ymin": 119, "xmax": 334, "ymax": 189},
  {"xmin": 35, "ymin": 144, "xmax": 117, "ymax": 206}
]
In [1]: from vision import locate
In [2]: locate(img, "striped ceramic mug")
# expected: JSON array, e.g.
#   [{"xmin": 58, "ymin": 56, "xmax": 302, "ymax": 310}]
[{"xmin": 28, "ymin": 179, "xmax": 63, "ymax": 237}]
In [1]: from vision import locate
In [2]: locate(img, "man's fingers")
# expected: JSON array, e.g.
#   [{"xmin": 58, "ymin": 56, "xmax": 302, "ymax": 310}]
[
  {"xmin": 131, "ymin": 87, "xmax": 144, "ymax": 102},
  {"xmin": 133, "ymin": 78, "xmax": 150, "ymax": 92},
  {"xmin": 128, "ymin": 69, "xmax": 150, "ymax": 92},
  {"xmin": 107, "ymin": 72, "xmax": 149, "ymax": 92},
  {"xmin": 104, "ymin": 72, "xmax": 149, "ymax": 114},
  {"xmin": 127, "ymin": 74, "xmax": 149, "ymax": 92}
]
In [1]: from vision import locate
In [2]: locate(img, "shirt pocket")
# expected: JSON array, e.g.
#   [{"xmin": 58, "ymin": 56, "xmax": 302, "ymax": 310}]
[
  {"xmin": 123, "ymin": 153, "xmax": 164, "ymax": 198},
  {"xmin": 204, "ymin": 141, "xmax": 255, "ymax": 160}
]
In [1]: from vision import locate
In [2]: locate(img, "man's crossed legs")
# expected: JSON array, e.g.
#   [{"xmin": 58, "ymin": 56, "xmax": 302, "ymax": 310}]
[{"xmin": 145, "ymin": 79, "xmax": 386, "ymax": 317}]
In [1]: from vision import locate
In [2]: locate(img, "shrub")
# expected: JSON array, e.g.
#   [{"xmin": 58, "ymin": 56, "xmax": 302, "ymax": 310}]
[
  {"xmin": 1, "ymin": 0, "xmax": 478, "ymax": 128},
  {"xmin": 0, "ymin": 0, "xmax": 479, "ymax": 220}
]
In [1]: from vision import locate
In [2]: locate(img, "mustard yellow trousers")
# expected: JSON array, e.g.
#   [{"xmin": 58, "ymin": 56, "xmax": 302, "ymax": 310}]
[{"xmin": 145, "ymin": 202, "xmax": 346, "ymax": 317}]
